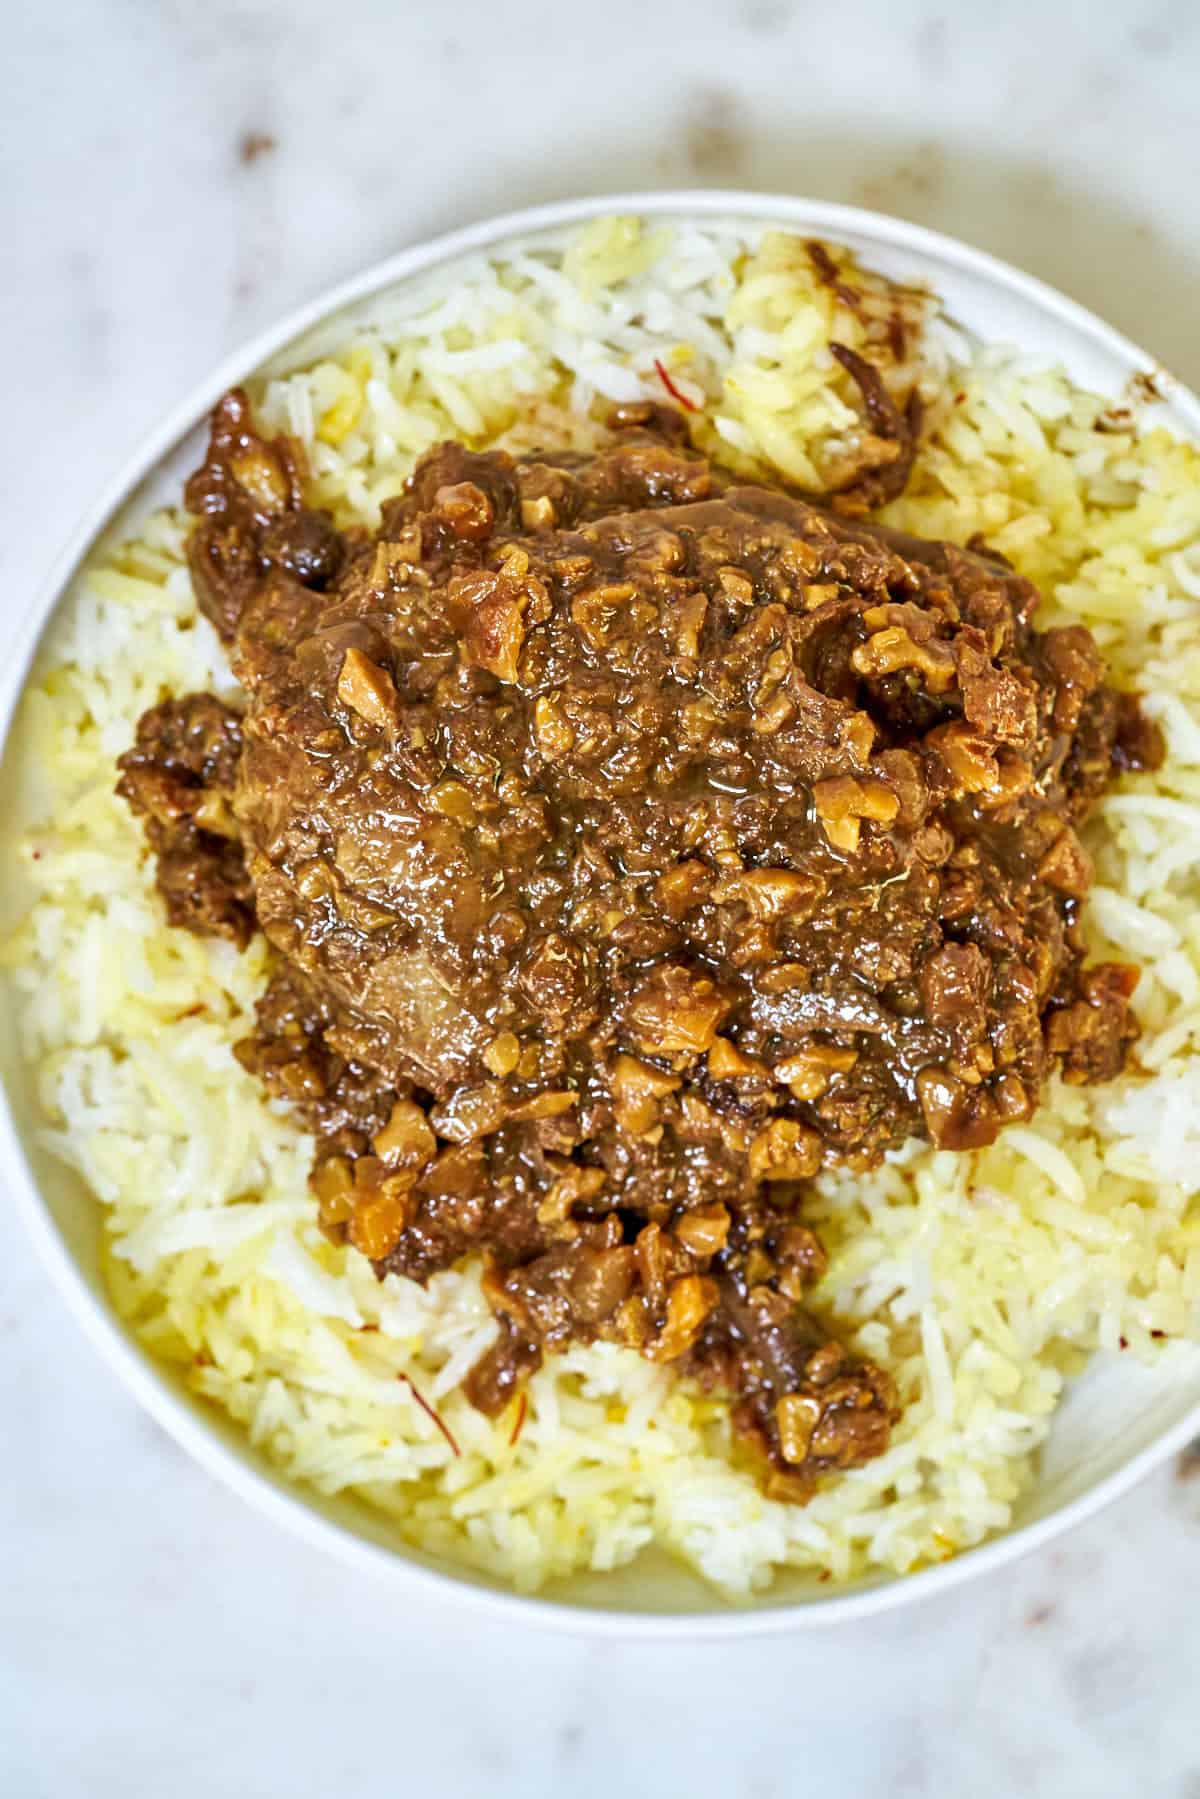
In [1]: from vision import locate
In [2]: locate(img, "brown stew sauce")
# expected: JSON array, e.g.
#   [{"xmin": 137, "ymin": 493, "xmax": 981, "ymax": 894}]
[{"xmin": 116, "ymin": 383, "xmax": 1161, "ymax": 1499}]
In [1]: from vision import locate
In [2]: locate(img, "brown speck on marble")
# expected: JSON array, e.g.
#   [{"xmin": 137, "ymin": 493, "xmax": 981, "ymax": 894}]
[
  {"xmin": 238, "ymin": 130, "xmax": 277, "ymax": 166},
  {"xmin": 685, "ymin": 88, "xmax": 747, "ymax": 178},
  {"xmin": 1016, "ymin": 163, "xmax": 1054, "ymax": 199},
  {"xmin": 1176, "ymin": 1439, "xmax": 1200, "ymax": 1483},
  {"xmin": 1026, "ymin": 1601, "xmax": 1056, "ymax": 1627},
  {"xmin": 855, "ymin": 141, "xmax": 945, "ymax": 210}
]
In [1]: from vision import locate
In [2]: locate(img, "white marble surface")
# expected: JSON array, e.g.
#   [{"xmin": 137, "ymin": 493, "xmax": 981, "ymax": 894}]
[{"xmin": 4, "ymin": 2, "xmax": 1200, "ymax": 1793}]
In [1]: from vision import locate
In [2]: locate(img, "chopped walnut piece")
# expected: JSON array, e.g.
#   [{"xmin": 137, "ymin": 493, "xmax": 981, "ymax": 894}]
[
  {"xmin": 633, "ymin": 1220, "xmax": 671, "ymax": 1305},
  {"xmin": 812, "ymin": 775, "xmax": 900, "ymax": 853},
  {"xmin": 627, "ymin": 966, "xmax": 731, "ymax": 1058},
  {"xmin": 193, "ymin": 791, "xmax": 239, "ymax": 838},
  {"xmin": 434, "ymin": 481, "xmax": 494, "ymax": 541},
  {"xmin": 429, "ymin": 1083, "xmax": 507, "ymax": 1143},
  {"xmin": 429, "ymin": 780, "xmax": 477, "ymax": 824},
  {"xmin": 851, "ymin": 613, "xmax": 956, "ymax": 691},
  {"xmin": 372, "ymin": 1099, "xmax": 436, "ymax": 1170},
  {"xmin": 674, "ymin": 1204, "xmax": 731, "ymax": 1255},
  {"xmin": 1046, "ymin": 962, "xmax": 1139, "ymax": 1084},
  {"xmin": 775, "ymin": 1042, "xmax": 858, "ymax": 1100},
  {"xmin": 802, "ymin": 582, "xmax": 841, "ymax": 611},
  {"xmin": 975, "ymin": 747, "xmax": 1034, "ymax": 810},
  {"xmin": 433, "ymin": 478, "xmax": 496, "ymax": 539},
  {"xmin": 572, "ymin": 582, "xmax": 638, "ymax": 650},
  {"xmin": 313, "ymin": 1155, "xmax": 355, "ymax": 1230},
  {"xmin": 611, "ymin": 1053, "xmax": 682, "ymax": 1133},
  {"xmin": 749, "ymin": 1118, "xmax": 823, "ymax": 1181},
  {"xmin": 644, "ymin": 1274, "xmax": 720, "ymax": 1362},
  {"xmin": 662, "ymin": 590, "xmax": 705, "ymax": 664},
  {"xmin": 337, "ymin": 648, "xmax": 400, "ymax": 728},
  {"xmin": 1042, "ymin": 624, "xmax": 1105, "ymax": 732},
  {"xmin": 463, "ymin": 587, "xmax": 527, "ymax": 683},
  {"xmin": 776, "ymin": 1393, "xmax": 824, "ymax": 1465},
  {"xmin": 717, "ymin": 565, "xmax": 754, "ymax": 604},
  {"xmin": 349, "ymin": 1183, "xmax": 414, "ymax": 1259},
  {"xmin": 536, "ymin": 1164, "xmax": 607, "ymax": 1226},
  {"xmin": 520, "ymin": 494, "xmax": 557, "ymax": 531},
  {"xmin": 1037, "ymin": 827, "xmax": 1093, "ymax": 897},
  {"xmin": 483, "ymin": 1031, "xmax": 521, "ymax": 1076},
  {"xmin": 228, "ymin": 441, "xmax": 291, "ymax": 510},
  {"xmin": 369, "ymin": 529, "xmax": 422, "ymax": 576},
  {"xmin": 956, "ymin": 632, "xmax": 1038, "ymax": 744},
  {"xmin": 533, "ymin": 695, "xmax": 575, "ymax": 757},
  {"xmin": 736, "ymin": 867, "xmax": 824, "ymax": 922},
  {"xmin": 708, "ymin": 1036, "xmax": 767, "ymax": 1079},
  {"xmin": 838, "ymin": 711, "xmax": 877, "ymax": 765},
  {"xmin": 926, "ymin": 719, "xmax": 1000, "ymax": 794},
  {"xmin": 509, "ymin": 1090, "xmax": 577, "ymax": 1121},
  {"xmin": 756, "ymin": 962, "xmax": 810, "ymax": 995},
  {"xmin": 915, "ymin": 1065, "xmax": 999, "ymax": 1151},
  {"xmin": 655, "ymin": 860, "xmax": 711, "ymax": 919}
]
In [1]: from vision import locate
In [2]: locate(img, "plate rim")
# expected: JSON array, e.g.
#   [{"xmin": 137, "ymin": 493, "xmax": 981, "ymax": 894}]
[{"xmin": 4, "ymin": 187, "xmax": 1199, "ymax": 1636}]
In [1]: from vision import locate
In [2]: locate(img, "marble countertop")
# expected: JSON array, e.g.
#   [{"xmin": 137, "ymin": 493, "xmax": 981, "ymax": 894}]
[{"xmin": 4, "ymin": 2, "xmax": 1200, "ymax": 1793}]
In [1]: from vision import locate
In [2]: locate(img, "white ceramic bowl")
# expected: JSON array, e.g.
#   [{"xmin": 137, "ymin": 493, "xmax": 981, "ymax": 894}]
[{"xmin": 4, "ymin": 192, "xmax": 1199, "ymax": 1635}]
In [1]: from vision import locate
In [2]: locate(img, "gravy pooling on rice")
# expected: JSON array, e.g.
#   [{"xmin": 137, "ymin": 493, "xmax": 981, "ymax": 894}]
[{"xmin": 115, "ymin": 349, "xmax": 1160, "ymax": 1498}]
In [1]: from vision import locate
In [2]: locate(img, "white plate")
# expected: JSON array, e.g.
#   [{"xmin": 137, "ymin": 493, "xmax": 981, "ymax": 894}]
[{"xmin": 3, "ymin": 191, "xmax": 1198, "ymax": 1636}]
